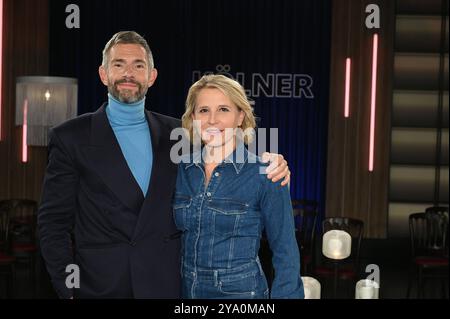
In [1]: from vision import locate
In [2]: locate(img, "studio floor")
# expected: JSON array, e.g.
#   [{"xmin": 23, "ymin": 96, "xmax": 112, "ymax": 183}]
[{"xmin": 1, "ymin": 238, "xmax": 448, "ymax": 299}]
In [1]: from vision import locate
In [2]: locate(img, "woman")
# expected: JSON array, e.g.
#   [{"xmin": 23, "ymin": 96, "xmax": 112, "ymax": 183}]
[{"xmin": 174, "ymin": 74, "xmax": 304, "ymax": 299}]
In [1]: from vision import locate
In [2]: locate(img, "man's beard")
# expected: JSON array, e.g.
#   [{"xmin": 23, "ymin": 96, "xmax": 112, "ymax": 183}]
[{"xmin": 108, "ymin": 78, "xmax": 148, "ymax": 103}]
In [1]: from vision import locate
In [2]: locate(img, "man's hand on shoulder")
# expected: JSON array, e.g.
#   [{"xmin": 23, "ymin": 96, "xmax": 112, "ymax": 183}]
[{"xmin": 261, "ymin": 152, "xmax": 290, "ymax": 186}]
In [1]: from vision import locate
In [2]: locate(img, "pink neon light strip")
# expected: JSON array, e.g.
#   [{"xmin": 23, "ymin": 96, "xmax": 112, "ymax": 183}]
[
  {"xmin": 369, "ymin": 34, "xmax": 378, "ymax": 172},
  {"xmin": 0, "ymin": 0, "xmax": 3, "ymax": 141},
  {"xmin": 22, "ymin": 99, "xmax": 28, "ymax": 163},
  {"xmin": 344, "ymin": 58, "xmax": 351, "ymax": 118}
]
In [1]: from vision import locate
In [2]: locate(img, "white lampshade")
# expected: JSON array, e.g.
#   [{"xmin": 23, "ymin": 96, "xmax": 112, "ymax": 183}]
[
  {"xmin": 16, "ymin": 76, "xmax": 78, "ymax": 146},
  {"xmin": 301, "ymin": 276, "xmax": 321, "ymax": 299},
  {"xmin": 355, "ymin": 279, "xmax": 380, "ymax": 299},
  {"xmin": 322, "ymin": 230, "xmax": 352, "ymax": 260}
]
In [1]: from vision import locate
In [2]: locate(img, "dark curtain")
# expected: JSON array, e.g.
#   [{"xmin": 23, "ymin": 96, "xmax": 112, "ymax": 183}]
[{"xmin": 49, "ymin": 0, "xmax": 331, "ymax": 224}]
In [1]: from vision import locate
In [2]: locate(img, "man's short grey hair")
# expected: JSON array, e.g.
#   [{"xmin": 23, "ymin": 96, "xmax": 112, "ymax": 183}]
[{"xmin": 102, "ymin": 31, "xmax": 155, "ymax": 69}]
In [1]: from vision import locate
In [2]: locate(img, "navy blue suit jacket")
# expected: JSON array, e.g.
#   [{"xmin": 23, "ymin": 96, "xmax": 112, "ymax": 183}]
[{"xmin": 38, "ymin": 103, "xmax": 181, "ymax": 298}]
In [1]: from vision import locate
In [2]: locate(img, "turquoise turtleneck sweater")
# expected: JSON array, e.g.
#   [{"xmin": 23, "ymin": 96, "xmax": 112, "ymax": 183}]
[{"xmin": 106, "ymin": 93, "xmax": 152, "ymax": 196}]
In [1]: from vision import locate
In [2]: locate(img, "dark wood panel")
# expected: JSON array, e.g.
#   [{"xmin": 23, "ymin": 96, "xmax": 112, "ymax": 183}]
[
  {"xmin": 326, "ymin": 0, "xmax": 395, "ymax": 238},
  {"xmin": 0, "ymin": 0, "xmax": 49, "ymax": 203}
]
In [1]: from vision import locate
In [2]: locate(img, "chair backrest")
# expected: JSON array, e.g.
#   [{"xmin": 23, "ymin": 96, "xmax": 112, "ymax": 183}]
[
  {"xmin": 292, "ymin": 200, "xmax": 318, "ymax": 253},
  {"xmin": 0, "ymin": 209, "xmax": 11, "ymax": 251},
  {"xmin": 409, "ymin": 213, "xmax": 427, "ymax": 257},
  {"xmin": 322, "ymin": 217, "xmax": 364, "ymax": 263},
  {"xmin": 425, "ymin": 206, "xmax": 448, "ymax": 214},
  {"xmin": 0, "ymin": 199, "xmax": 38, "ymax": 242},
  {"xmin": 0, "ymin": 199, "xmax": 38, "ymax": 220},
  {"xmin": 409, "ymin": 210, "xmax": 449, "ymax": 258},
  {"xmin": 425, "ymin": 207, "xmax": 449, "ymax": 251},
  {"xmin": 426, "ymin": 209, "xmax": 449, "ymax": 255}
]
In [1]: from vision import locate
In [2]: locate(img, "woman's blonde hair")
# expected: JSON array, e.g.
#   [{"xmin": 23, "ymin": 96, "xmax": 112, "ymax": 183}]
[{"xmin": 182, "ymin": 74, "xmax": 256, "ymax": 144}]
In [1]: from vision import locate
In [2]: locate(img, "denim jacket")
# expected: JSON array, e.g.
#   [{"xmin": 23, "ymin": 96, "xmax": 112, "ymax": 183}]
[{"xmin": 173, "ymin": 145, "xmax": 304, "ymax": 299}]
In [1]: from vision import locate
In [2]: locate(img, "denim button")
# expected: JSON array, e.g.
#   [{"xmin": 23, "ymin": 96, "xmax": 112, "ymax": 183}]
[
  {"xmin": 206, "ymin": 192, "xmax": 211, "ymax": 197},
  {"xmin": 214, "ymin": 172, "xmax": 220, "ymax": 177}
]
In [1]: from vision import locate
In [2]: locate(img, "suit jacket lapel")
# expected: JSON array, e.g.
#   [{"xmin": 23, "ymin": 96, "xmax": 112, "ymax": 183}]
[
  {"xmin": 132, "ymin": 109, "xmax": 178, "ymax": 239},
  {"xmin": 83, "ymin": 104, "xmax": 144, "ymax": 213}
]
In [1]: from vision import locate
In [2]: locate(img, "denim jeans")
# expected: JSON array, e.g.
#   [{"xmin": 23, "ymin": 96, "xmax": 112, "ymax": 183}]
[{"xmin": 181, "ymin": 260, "xmax": 270, "ymax": 299}]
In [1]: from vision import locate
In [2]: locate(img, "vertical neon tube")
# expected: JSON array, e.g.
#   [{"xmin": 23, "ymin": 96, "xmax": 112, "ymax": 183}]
[
  {"xmin": 22, "ymin": 99, "xmax": 28, "ymax": 163},
  {"xmin": 0, "ymin": 0, "xmax": 3, "ymax": 140},
  {"xmin": 344, "ymin": 58, "xmax": 351, "ymax": 118},
  {"xmin": 369, "ymin": 34, "xmax": 378, "ymax": 172}
]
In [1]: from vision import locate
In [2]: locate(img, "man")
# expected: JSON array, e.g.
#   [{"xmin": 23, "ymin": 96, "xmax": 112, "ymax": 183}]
[{"xmin": 38, "ymin": 31, "xmax": 290, "ymax": 299}]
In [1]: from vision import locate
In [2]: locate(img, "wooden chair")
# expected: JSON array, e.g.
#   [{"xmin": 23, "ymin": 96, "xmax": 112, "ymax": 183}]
[
  {"xmin": 0, "ymin": 199, "xmax": 38, "ymax": 296},
  {"xmin": 292, "ymin": 200, "xmax": 318, "ymax": 275},
  {"xmin": 0, "ymin": 207, "xmax": 16, "ymax": 298},
  {"xmin": 406, "ymin": 208, "xmax": 449, "ymax": 298}
]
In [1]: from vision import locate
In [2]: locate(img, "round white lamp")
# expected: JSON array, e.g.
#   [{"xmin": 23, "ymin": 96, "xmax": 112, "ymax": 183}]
[
  {"xmin": 322, "ymin": 230, "xmax": 352, "ymax": 260},
  {"xmin": 301, "ymin": 276, "xmax": 321, "ymax": 299},
  {"xmin": 355, "ymin": 279, "xmax": 380, "ymax": 299}
]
